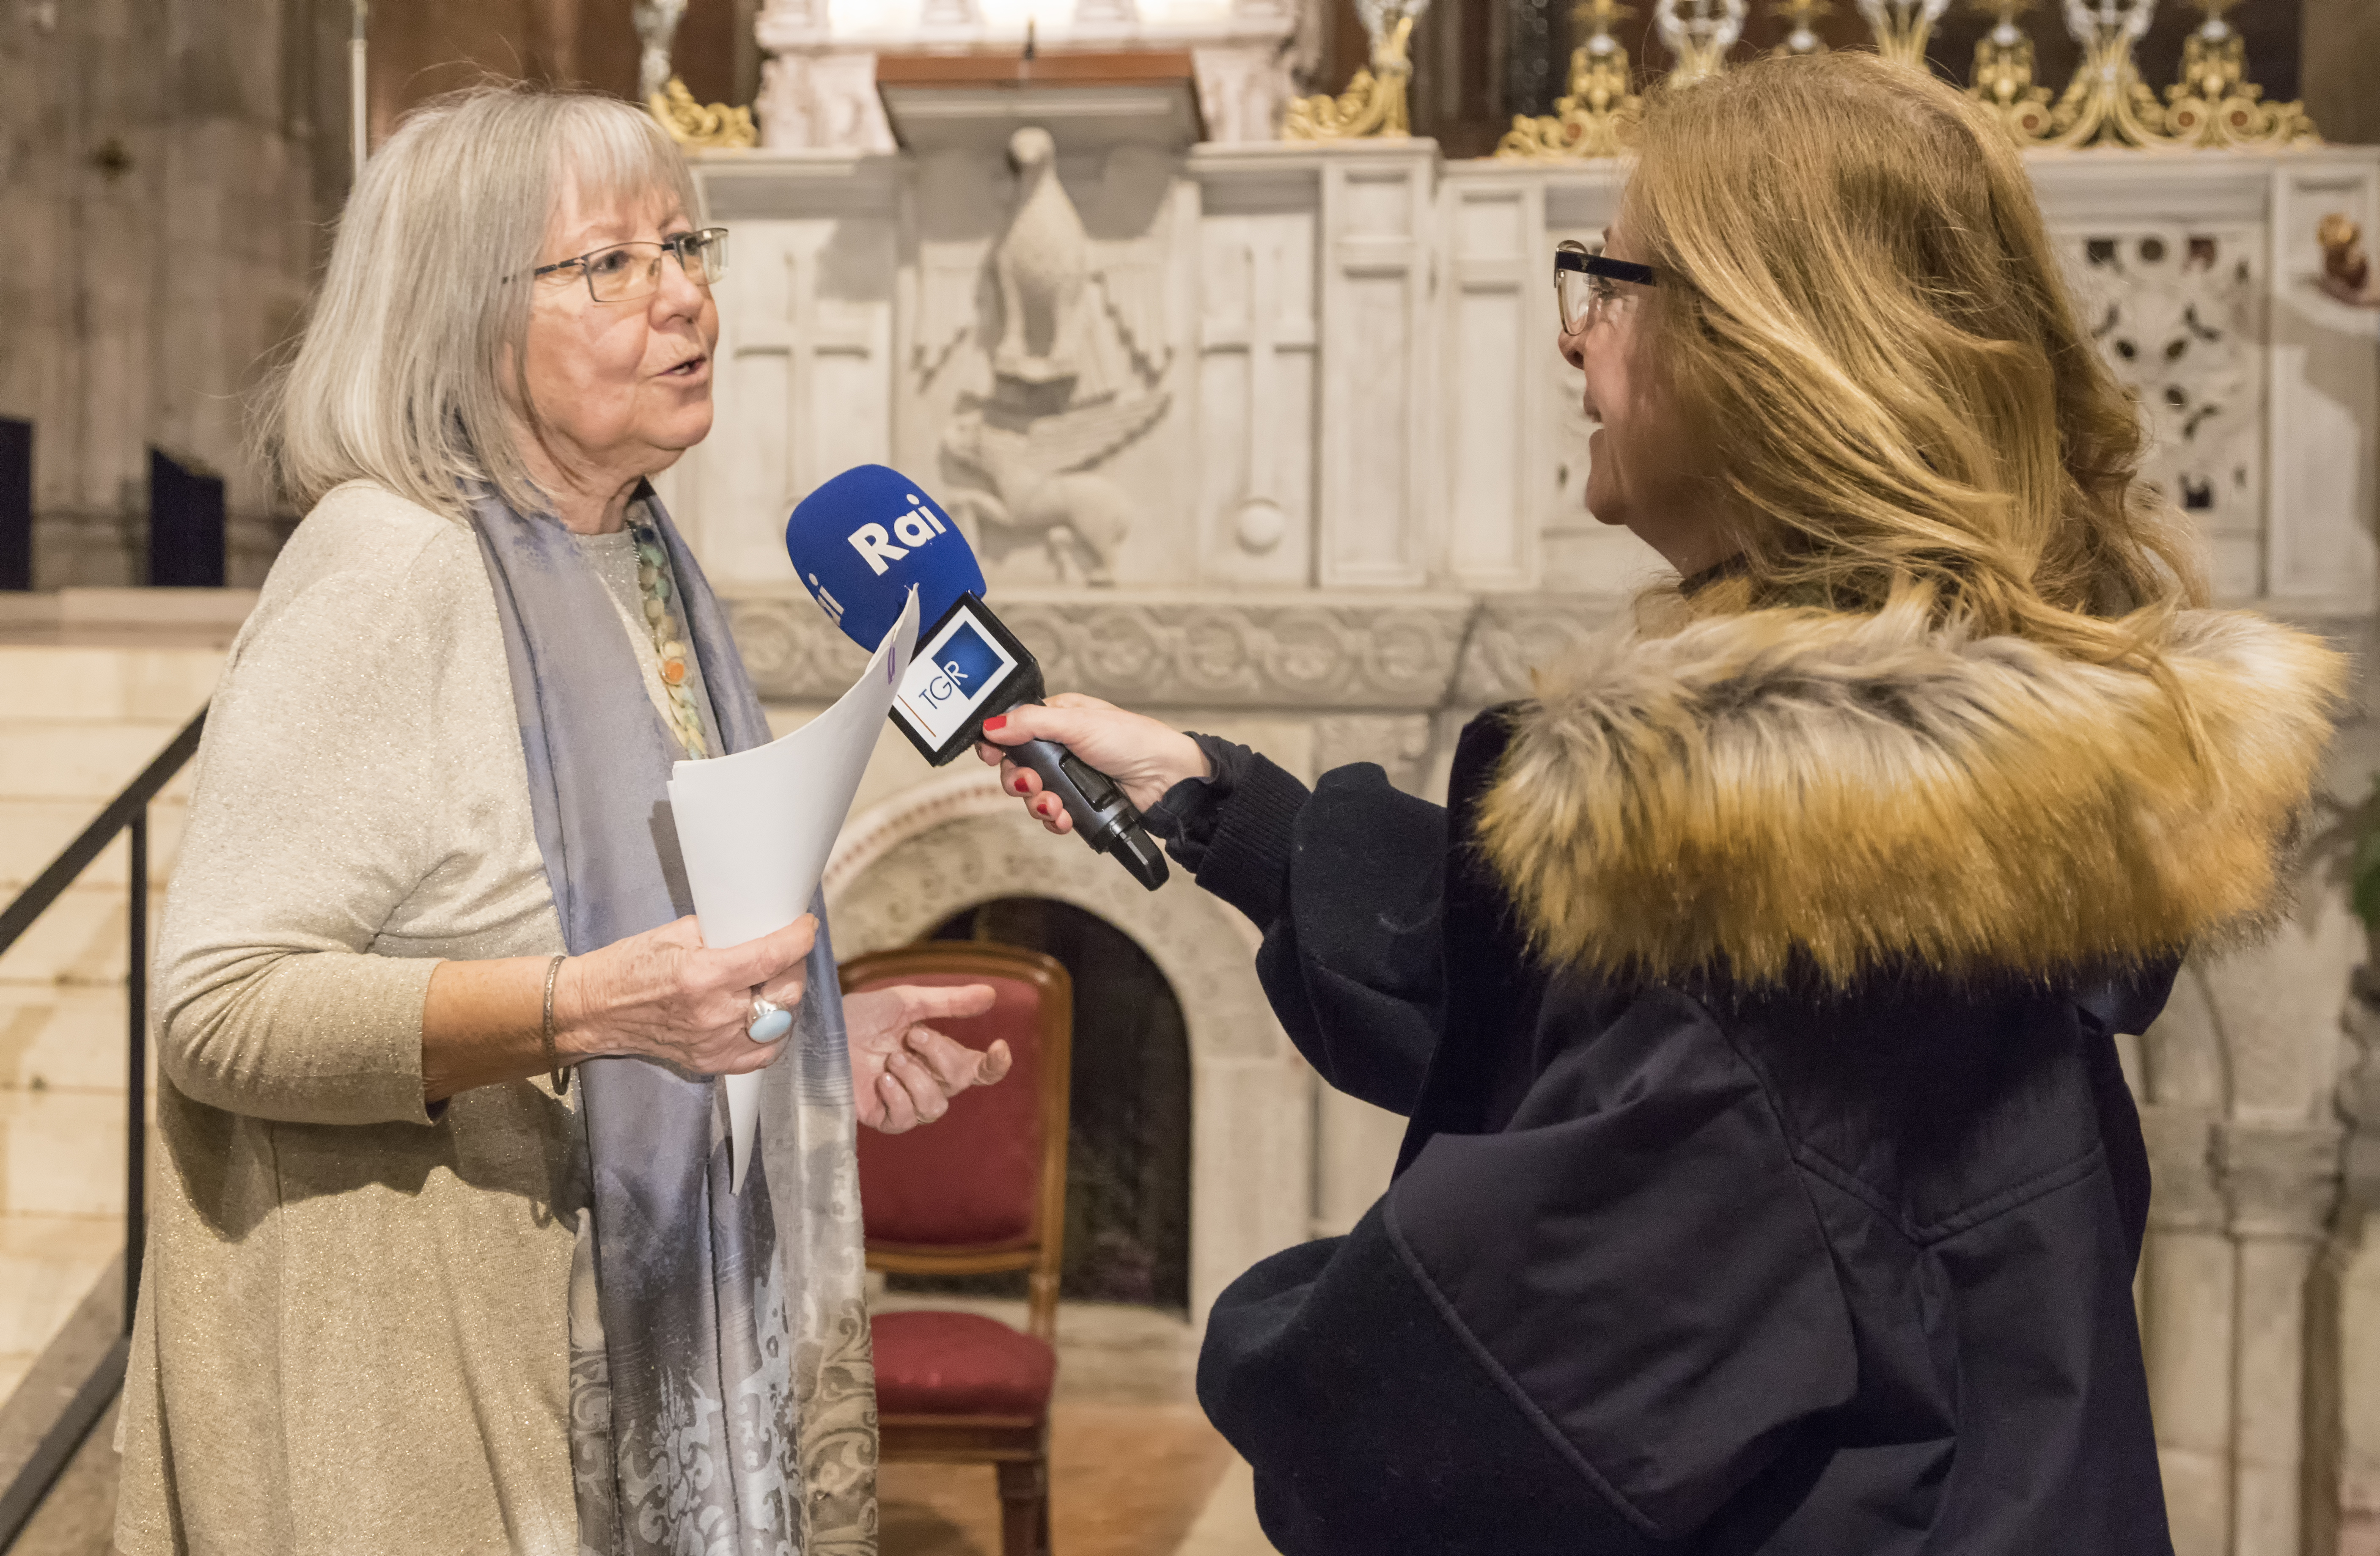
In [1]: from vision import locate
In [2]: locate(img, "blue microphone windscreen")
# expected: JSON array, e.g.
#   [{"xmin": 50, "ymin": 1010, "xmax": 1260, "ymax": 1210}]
[{"xmin": 784, "ymin": 466, "xmax": 987, "ymax": 648}]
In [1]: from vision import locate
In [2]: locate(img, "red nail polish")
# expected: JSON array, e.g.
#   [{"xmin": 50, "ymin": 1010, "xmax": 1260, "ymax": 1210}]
[
  {"xmin": 1012, "ymin": 776, "xmax": 1030, "ymax": 794},
  {"xmin": 982, "ymin": 715, "xmax": 1008, "ymax": 732}
]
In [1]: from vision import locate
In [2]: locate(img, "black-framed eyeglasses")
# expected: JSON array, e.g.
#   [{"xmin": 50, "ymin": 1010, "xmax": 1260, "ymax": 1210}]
[
  {"xmin": 533, "ymin": 227, "xmax": 729, "ymax": 302},
  {"xmin": 1556, "ymin": 239, "xmax": 1657, "ymax": 333}
]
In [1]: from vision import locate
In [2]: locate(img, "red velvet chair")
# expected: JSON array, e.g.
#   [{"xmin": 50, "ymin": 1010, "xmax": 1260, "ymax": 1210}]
[{"xmin": 844, "ymin": 942, "xmax": 1072, "ymax": 1556}]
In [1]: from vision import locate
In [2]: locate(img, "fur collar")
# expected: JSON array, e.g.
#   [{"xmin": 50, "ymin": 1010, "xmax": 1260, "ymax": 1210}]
[{"xmin": 1476, "ymin": 597, "xmax": 2347, "ymax": 988}]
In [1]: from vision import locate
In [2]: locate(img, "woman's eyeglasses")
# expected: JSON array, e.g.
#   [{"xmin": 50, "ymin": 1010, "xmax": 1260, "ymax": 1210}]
[
  {"xmin": 533, "ymin": 227, "xmax": 729, "ymax": 302},
  {"xmin": 1556, "ymin": 239, "xmax": 1657, "ymax": 333}
]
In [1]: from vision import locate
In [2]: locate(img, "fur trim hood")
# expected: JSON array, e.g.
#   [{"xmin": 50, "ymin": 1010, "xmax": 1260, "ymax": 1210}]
[{"xmin": 1476, "ymin": 598, "xmax": 2348, "ymax": 988}]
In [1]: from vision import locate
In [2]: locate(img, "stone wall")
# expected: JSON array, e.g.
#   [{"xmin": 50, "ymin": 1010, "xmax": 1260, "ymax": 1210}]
[{"xmin": 0, "ymin": 0, "xmax": 353, "ymax": 588}]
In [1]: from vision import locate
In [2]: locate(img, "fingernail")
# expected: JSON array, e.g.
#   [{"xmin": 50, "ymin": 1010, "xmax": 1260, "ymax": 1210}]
[
  {"xmin": 982, "ymin": 715, "xmax": 1008, "ymax": 732},
  {"xmin": 1012, "ymin": 775, "xmax": 1030, "ymax": 794}
]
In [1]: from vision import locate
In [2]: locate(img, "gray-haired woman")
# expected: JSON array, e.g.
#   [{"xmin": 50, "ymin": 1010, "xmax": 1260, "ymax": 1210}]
[{"xmin": 116, "ymin": 84, "xmax": 1005, "ymax": 1556}]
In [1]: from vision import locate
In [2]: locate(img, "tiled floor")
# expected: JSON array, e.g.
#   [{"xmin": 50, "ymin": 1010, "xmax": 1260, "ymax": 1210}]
[
  {"xmin": 869, "ymin": 1294, "xmax": 1272, "ymax": 1555},
  {"xmin": 0, "ymin": 1300, "xmax": 1275, "ymax": 1556},
  {"xmin": 879, "ymin": 1401, "xmax": 1250, "ymax": 1556}
]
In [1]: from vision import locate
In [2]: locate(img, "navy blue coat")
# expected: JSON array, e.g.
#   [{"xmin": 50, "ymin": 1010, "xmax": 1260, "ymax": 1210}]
[{"xmin": 1160, "ymin": 709, "xmax": 2179, "ymax": 1555}]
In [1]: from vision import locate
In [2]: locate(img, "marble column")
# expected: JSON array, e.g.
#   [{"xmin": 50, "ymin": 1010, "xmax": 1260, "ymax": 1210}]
[{"xmin": 2220, "ymin": 1122, "xmax": 2345, "ymax": 1556}]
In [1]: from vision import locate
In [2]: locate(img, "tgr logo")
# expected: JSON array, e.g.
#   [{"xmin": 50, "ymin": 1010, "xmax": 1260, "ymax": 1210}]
[
  {"xmin": 913, "ymin": 622, "xmax": 1003, "ymax": 714},
  {"xmin": 848, "ymin": 492, "xmax": 949, "ymax": 575}
]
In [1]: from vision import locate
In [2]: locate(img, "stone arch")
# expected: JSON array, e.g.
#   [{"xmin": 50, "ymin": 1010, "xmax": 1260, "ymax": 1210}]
[{"xmin": 825, "ymin": 767, "xmax": 1315, "ymax": 1317}]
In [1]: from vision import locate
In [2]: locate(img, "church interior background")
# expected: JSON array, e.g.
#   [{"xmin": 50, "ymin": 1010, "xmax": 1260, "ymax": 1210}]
[{"xmin": 4, "ymin": 0, "xmax": 2380, "ymax": 1551}]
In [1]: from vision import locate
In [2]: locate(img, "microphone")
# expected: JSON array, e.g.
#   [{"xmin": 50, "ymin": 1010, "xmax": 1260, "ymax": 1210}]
[{"xmin": 785, "ymin": 465, "xmax": 1169, "ymax": 891}]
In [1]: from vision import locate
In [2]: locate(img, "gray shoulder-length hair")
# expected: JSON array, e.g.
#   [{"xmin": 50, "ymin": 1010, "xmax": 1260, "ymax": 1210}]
[{"xmin": 260, "ymin": 82, "xmax": 704, "ymax": 521}]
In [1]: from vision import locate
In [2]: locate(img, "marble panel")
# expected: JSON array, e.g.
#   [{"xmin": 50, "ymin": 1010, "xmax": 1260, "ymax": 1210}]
[
  {"xmin": 1195, "ymin": 207, "xmax": 1319, "ymax": 587},
  {"xmin": 1312, "ymin": 1086, "xmax": 1400, "ymax": 1240},
  {"xmin": 0, "ymin": 1212, "xmax": 116, "ymax": 1362},
  {"xmin": 0, "ymin": 1088, "xmax": 126, "ymax": 1221},
  {"xmin": 0, "ymin": 721, "xmax": 190, "ymax": 803},
  {"xmin": 0, "ymin": 888, "xmax": 131, "ymax": 990},
  {"xmin": 0, "ymin": 797, "xmax": 189, "ymax": 897},
  {"xmin": 0, "ymin": 990, "xmax": 144, "ymax": 1097},
  {"xmin": 2270, "ymin": 158, "xmax": 2380, "ymax": 610},
  {"xmin": 0, "ymin": 646, "xmax": 213, "ymax": 723}
]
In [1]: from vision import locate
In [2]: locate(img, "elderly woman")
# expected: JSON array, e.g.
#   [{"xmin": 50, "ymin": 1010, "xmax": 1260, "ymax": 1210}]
[
  {"xmin": 980, "ymin": 53, "xmax": 2343, "ymax": 1555},
  {"xmin": 115, "ymin": 85, "xmax": 1004, "ymax": 1555}
]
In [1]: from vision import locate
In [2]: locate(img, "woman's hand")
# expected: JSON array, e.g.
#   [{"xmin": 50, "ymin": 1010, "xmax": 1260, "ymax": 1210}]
[
  {"xmin": 555, "ymin": 914, "xmax": 817, "ymax": 1077},
  {"xmin": 973, "ymin": 695, "xmax": 1209, "ymax": 836},
  {"xmin": 845, "ymin": 984, "xmax": 1011, "ymax": 1132}
]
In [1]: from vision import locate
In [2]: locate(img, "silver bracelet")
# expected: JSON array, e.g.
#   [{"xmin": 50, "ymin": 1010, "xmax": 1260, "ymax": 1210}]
[{"xmin": 541, "ymin": 953, "xmax": 571, "ymax": 1095}]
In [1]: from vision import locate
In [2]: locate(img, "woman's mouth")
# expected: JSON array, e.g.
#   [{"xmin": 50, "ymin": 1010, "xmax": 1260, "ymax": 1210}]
[{"xmin": 663, "ymin": 354, "xmax": 708, "ymax": 379}]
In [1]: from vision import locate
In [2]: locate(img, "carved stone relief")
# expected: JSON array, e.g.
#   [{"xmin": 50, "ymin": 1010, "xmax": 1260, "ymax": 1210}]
[
  {"xmin": 1312, "ymin": 714, "xmax": 1433, "ymax": 794},
  {"xmin": 1194, "ymin": 207, "xmax": 1319, "ymax": 586},
  {"xmin": 754, "ymin": 49, "xmax": 897, "ymax": 152},
  {"xmin": 2061, "ymin": 228, "xmax": 2266, "ymax": 599},
  {"xmin": 1191, "ymin": 44, "xmax": 1297, "ymax": 143},
  {"xmin": 1455, "ymin": 593, "xmax": 1629, "ymax": 706},
  {"xmin": 910, "ymin": 137, "xmax": 1186, "ymax": 589},
  {"xmin": 728, "ymin": 591, "xmax": 1474, "ymax": 708}
]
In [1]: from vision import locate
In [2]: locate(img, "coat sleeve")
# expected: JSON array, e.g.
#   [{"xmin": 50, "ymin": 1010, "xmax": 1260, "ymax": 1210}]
[
  {"xmin": 1196, "ymin": 988, "xmax": 1858, "ymax": 1553},
  {"xmin": 153, "ymin": 537, "xmax": 470, "ymax": 1127},
  {"xmin": 1169, "ymin": 753, "xmax": 1446, "ymax": 1118}
]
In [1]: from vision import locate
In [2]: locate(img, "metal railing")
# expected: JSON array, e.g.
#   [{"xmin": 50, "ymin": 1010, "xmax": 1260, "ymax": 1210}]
[{"xmin": 0, "ymin": 709, "xmax": 206, "ymax": 1547}]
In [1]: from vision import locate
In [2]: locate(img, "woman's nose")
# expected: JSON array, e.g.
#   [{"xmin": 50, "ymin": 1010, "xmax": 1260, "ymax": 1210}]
[
  {"xmin": 1557, "ymin": 322, "xmax": 1588, "ymax": 371},
  {"xmin": 651, "ymin": 255, "xmax": 708, "ymax": 321}
]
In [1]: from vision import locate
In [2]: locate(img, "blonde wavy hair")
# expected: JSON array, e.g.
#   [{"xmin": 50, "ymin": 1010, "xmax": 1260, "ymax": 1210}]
[{"xmin": 1621, "ymin": 52, "xmax": 2206, "ymax": 663}]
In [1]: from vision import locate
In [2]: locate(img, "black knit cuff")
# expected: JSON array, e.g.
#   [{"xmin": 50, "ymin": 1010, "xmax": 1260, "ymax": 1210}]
[
  {"xmin": 1143, "ymin": 733, "xmax": 1252, "ymax": 869},
  {"xmin": 1190, "ymin": 752, "xmax": 1311, "ymax": 929}
]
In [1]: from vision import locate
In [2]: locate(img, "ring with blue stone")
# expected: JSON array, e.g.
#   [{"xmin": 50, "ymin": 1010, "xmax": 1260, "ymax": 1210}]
[{"xmin": 748, "ymin": 995, "xmax": 793, "ymax": 1043}]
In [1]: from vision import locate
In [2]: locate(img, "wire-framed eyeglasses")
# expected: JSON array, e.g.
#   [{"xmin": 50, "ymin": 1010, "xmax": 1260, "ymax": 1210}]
[
  {"xmin": 533, "ymin": 227, "xmax": 730, "ymax": 302},
  {"xmin": 1556, "ymin": 239, "xmax": 1657, "ymax": 333}
]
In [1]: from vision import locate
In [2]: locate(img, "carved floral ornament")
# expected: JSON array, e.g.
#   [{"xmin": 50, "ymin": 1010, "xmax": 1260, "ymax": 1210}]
[
  {"xmin": 1495, "ymin": 0, "xmax": 1645, "ymax": 159},
  {"xmin": 1284, "ymin": 0, "xmax": 1429, "ymax": 140},
  {"xmin": 633, "ymin": 0, "xmax": 759, "ymax": 150},
  {"xmin": 728, "ymin": 593, "xmax": 1480, "ymax": 708},
  {"xmin": 1494, "ymin": 0, "xmax": 2319, "ymax": 160}
]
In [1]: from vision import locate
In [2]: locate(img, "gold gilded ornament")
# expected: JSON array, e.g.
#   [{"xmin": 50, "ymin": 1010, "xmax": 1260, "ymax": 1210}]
[
  {"xmin": 1284, "ymin": 0, "xmax": 1427, "ymax": 141},
  {"xmin": 1496, "ymin": 0, "xmax": 1643, "ymax": 159},
  {"xmin": 2159, "ymin": 0, "xmax": 2318, "ymax": 148},
  {"xmin": 1654, "ymin": 0, "xmax": 1748, "ymax": 84},
  {"xmin": 649, "ymin": 77, "xmax": 757, "ymax": 149},
  {"xmin": 1967, "ymin": 0, "xmax": 2056, "ymax": 141},
  {"xmin": 2320, "ymin": 214, "xmax": 2368, "ymax": 294},
  {"xmin": 2040, "ymin": 0, "xmax": 2176, "ymax": 149},
  {"xmin": 1772, "ymin": 0, "xmax": 1832, "ymax": 55},
  {"xmin": 1855, "ymin": 0, "xmax": 1949, "ymax": 68}
]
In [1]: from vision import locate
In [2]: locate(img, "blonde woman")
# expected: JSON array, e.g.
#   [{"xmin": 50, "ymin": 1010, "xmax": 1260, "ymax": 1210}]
[
  {"xmin": 122, "ymin": 85, "xmax": 1008, "ymax": 1555},
  {"xmin": 978, "ymin": 52, "xmax": 2343, "ymax": 1554}
]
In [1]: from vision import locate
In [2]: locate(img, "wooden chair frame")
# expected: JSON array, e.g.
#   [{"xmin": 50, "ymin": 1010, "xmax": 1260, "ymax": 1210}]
[{"xmin": 843, "ymin": 940, "xmax": 1073, "ymax": 1556}]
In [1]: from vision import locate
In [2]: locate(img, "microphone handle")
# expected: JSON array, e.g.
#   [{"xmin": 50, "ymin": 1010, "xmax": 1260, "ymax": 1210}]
[{"xmin": 1007, "ymin": 736, "xmax": 1170, "ymax": 892}]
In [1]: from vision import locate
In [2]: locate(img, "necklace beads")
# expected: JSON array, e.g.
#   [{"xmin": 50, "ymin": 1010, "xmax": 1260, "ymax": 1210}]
[{"xmin": 628, "ymin": 518, "xmax": 711, "ymax": 761}]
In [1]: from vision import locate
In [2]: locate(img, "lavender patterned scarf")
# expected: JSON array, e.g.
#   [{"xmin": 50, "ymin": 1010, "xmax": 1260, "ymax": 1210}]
[{"xmin": 469, "ymin": 485, "xmax": 878, "ymax": 1556}]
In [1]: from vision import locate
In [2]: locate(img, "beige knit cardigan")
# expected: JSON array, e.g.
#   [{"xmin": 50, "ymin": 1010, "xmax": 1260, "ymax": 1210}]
[{"xmin": 115, "ymin": 483, "xmax": 583, "ymax": 1556}]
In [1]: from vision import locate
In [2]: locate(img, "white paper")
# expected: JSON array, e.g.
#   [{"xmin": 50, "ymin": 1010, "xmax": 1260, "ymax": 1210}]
[{"xmin": 668, "ymin": 590, "xmax": 919, "ymax": 1190}]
